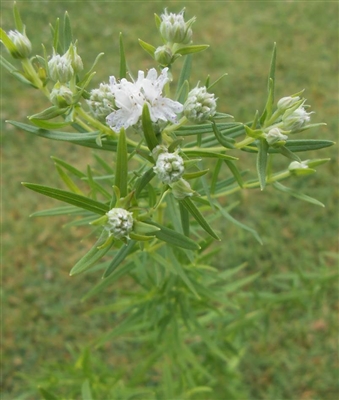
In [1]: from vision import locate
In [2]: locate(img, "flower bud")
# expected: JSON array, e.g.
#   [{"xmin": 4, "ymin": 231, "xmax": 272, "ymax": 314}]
[
  {"xmin": 48, "ymin": 53, "xmax": 74, "ymax": 83},
  {"xmin": 87, "ymin": 83, "xmax": 115, "ymax": 122},
  {"xmin": 105, "ymin": 208, "xmax": 134, "ymax": 239},
  {"xmin": 154, "ymin": 45, "xmax": 173, "ymax": 66},
  {"xmin": 282, "ymin": 107, "xmax": 313, "ymax": 133},
  {"xmin": 277, "ymin": 96, "xmax": 300, "ymax": 110},
  {"xmin": 159, "ymin": 9, "xmax": 194, "ymax": 44},
  {"xmin": 170, "ymin": 178, "xmax": 195, "ymax": 200},
  {"xmin": 288, "ymin": 161, "xmax": 308, "ymax": 171},
  {"xmin": 264, "ymin": 127, "xmax": 288, "ymax": 146},
  {"xmin": 50, "ymin": 83, "xmax": 73, "ymax": 107},
  {"xmin": 153, "ymin": 151, "xmax": 185, "ymax": 184},
  {"xmin": 7, "ymin": 30, "xmax": 32, "ymax": 59},
  {"xmin": 184, "ymin": 86, "xmax": 217, "ymax": 123},
  {"xmin": 64, "ymin": 44, "xmax": 83, "ymax": 74}
]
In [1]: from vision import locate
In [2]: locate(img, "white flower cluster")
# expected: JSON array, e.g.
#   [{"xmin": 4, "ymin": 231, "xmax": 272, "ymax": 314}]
[
  {"xmin": 184, "ymin": 86, "xmax": 217, "ymax": 123},
  {"xmin": 282, "ymin": 106, "xmax": 313, "ymax": 132},
  {"xmin": 153, "ymin": 150, "xmax": 185, "ymax": 184},
  {"xmin": 106, "ymin": 68, "xmax": 183, "ymax": 133},
  {"xmin": 105, "ymin": 208, "xmax": 134, "ymax": 239}
]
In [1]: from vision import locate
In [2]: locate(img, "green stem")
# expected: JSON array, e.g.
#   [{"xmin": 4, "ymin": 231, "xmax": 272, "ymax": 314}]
[
  {"xmin": 234, "ymin": 136, "xmax": 256, "ymax": 149},
  {"xmin": 21, "ymin": 58, "xmax": 50, "ymax": 97}
]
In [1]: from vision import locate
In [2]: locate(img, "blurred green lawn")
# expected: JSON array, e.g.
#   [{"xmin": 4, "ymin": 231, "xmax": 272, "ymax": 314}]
[{"xmin": 2, "ymin": 1, "xmax": 338, "ymax": 399}]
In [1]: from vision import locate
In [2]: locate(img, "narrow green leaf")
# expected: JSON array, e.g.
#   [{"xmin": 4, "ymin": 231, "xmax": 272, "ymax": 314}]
[
  {"xmin": 223, "ymin": 272, "xmax": 261, "ymax": 294},
  {"xmin": 176, "ymin": 79, "xmax": 189, "ymax": 104},
  {"xmin": 103, "ymin": 240, "xmax": 136, "ymax": 278},
  {"xmin": 256, "ymin": 138, "xmax": 269, "ymax": 190},
  {"xmin": 183, "ymin": 168, "xmax": 209, "ymax": 180},
  {"xmin": 174, "ymin": 44, "xmax": 209, "ymax": 56},
  {"xmin": 180, "ymin": 197, "xmax": 220, "ymax": 240},
  {"xmin": 38, "ymin": 387, "xmax": 58, "ymax": 400},
  {"xmin": 214, "ymin": 202, "xmax": 262, "ymax": 244},
  {"xmin": 138, "ymin": 39, "xmax": 156, "ymax": 58},
  {"xmin": 224, "ymin": 160, "xmax": 244, "ymax": 188},
  {"xmin": 242, "ymin": 139, "xmax": 335, "ymax": 154},
  {"xmin": 22, "ymin": 183, "xmax": 109, "ymax": 214},
  {"xmin": 115, "ymin": 128, "xmax": 128, "ymax": 197},
  {"xmin": 148, "ymin": 221, "xmax": 201, "ymax": 250},
  {"xmin": 207, "ymin": 73, "xmax": 228, "ymax": 91},
  {"xmin": 55, "ymin": 165, "xmax": 84, "ymax": 195},
  {"xmin": 260, "ymin": 43, "xmax": 276, "ymax": 124},
  {"xmin": 77, "ymin": 53, "xmax": 104, "ymax": 88},
  {"xmin": 273, "ymin": 182, "xmax": 325, "ymax": 207},
  {"xmin": 119, "ymin": 32, "xmax": 127, "ymax": 79},
  {"xmin": 83, "ymin": 261, "xmax": 135, "ymax": 300},
  {"xmin": 30, "ymin": 205, "xmax": 84, "ymax": 217},
  {"xmin": 63, "ymin": 11, "xmax": 72, "ymax": 51},
  {"xmin": 167, "ymin": 247, "xmax": 200, "ymax": 299},
  {"xmin": 0, "ymin": 28, "xmax": 17, "ymax": 54},
  {"xmin": 52, "ymin": 18, "xmax": 60, "ymax": 52},
  {"xmin": 29, "ymin": 106, "xmax": 69, "ymax": 120},
  {"xmin": 154, "ymin": 13, "xmax": 162, "ymax": 29},
  {"xmin": 30, "ymin": 119, "xmax": 72, "ymax": 129},
  {"xmin": 182, "ymin": 149, "xmax": 237, "ymax": 161},
  {"xmin": 81, "ymin": 380, "xmax": 93, "ymax": 400},
  {"xmin": 142, "ymin": 103, "xmax": 159, "ymax": 151},
  {"xmin": 52, "ymin": 156, "xmax": 86, "ymax": 178},
  {"xmin": 70, "ymin": 233, "xmax": 113, "ymax": 276},
  {"xmin": 135, "ymin": 168, "xmax": 156, "ymax": 198},
  {"xmin": 212, "ymin": 121, "xmax": 235, "ymax": 149},
  {"xmin": 279, "ymin": 145, "xmax": 301, "ymax": 162},
  {"xmin": 176, "ymin": 54, "xmax": 192, "ymax": 97},
  {"xmin": 13, "ymin": 3, "xmax": 24, "ymax": 32},
  {"xmin": 179, "ymin": 201, "xmax": 190, "ymax": 236}
]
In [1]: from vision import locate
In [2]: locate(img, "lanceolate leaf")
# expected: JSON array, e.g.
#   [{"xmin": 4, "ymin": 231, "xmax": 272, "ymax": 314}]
[
  {"xmin": 63, "ymin": 11, "xmax": 73, "ymax": 51},
  {"xmin": 142, "ymin": 103, "xmax": 159, "ymax": 151},
  {"xmin": 180, "ymin": 197, "xmax": 220, "ymax": 240},
  {"xmin": 272, "ymin": 182, "xmax": 325, "ymax": 207},
  {"xmin": 22, "ymin": 183, "xmax": 109, "ymax": 214},
  {"xmin": 103, "ymin": 240, "xmax": 136, "ymax": 278},
  {"xmin": 70, "ymin": 232, "xmax": 114, "ymax": 276},
  {"xmin": 256, "ymin": 138, "xmax": 269, "ymax": 190},
  {"xmin": 176, "ymin": 54, "xmax": 192, "ymax": 97},
  {"xmin": 241, "ymin": 139, "xmax": 335, "ymax": 154},
  {"xmin": 115, "ymin": 128, "xmax": 128, "ymax": 197},
  {"xmin": 148, "ymin": 221, "xmax": 201, "ymax": 250},
  {"xmin": 174, "ymin": 44, "xmax": 209, "ymax": 56},
  {"xmin": 119, "ymin": 32, "xmax": 127, "ymax": 79}
]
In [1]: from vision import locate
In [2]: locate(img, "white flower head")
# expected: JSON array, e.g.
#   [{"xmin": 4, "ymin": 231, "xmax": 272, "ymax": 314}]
[
  {"xmin": 264, "ymin": 127, "xmax": 288, "ymax": 146},
  {"xmin": 106, "ymin": 68, "xmax": 183, "ymax": 133},
  {"xmin": 7, "ymin": 30, "xmax": 31, "ymax": 59},
  {"xmin": 282, "ymin": 106, "xmax": 313, "ymax": 132},
  {"xmin": 153, "ymin": 150, "xmax": 185, "ymax": 184},
  {"xmin": 184, "ymin": 86, "xmax": 217, "ymax": 123},
  {"xmin": 105, "ymin": 208, "xmax": 133, "ymax": 239},
  {"xmin": 87, "ymin": 83, "xmax": 115, "ymax": 121}
]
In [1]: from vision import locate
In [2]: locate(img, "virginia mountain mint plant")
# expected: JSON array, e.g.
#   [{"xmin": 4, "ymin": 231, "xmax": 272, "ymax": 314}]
[{"xmin": 1, "ymin": 4, "xmax": 334, "ymax": 399}]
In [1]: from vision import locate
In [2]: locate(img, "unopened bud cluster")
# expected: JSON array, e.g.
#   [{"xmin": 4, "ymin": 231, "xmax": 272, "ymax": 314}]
[
  {"xmin": 50, "ymin": 83, "xmax": 73, "ymax": 107},
  {"xmin": 264, "ymin": 127, "xmax": 288, "ymax": 146},
  {"xmin": 87, "ymin": 83, "xmax": 115, "ymax": 121},
  {"xmin": 7, "ymin": 30, "xmax": 31, "ymax": 59},
  {"xmin": 153, "ymin": 149, "xmax": 185, "ymax": 184},
  {"xmin": 184, "ymin": 86, "xmax": 217, "ymax": 123},
  {"xmin": 105, "ymin": 208, "xmax": 134, "ymax": 239},
  {"xmin": 159, "ymin": 9, "xmax": 195, "ymax": 44},
  {"xmin": 48, "ymin": 45, "xmax": 83, "ymax": 84}
]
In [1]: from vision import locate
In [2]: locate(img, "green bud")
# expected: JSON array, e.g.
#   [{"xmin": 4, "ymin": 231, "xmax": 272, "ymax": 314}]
[
  {"xmin": 184, "ymin": 86, "xmax": 217, "ymax": 123},
  {"xmin": 159, "ymin": 9, "xmax": 195, "ymax": 44},
  {"xmin": 264, "ymin": 127, "xmax": 288, "ymax": 146},
  {"xmin": 277, "ymin": 96, "xmax": 300, "ymax": 111},
  {"xmin": 48, "ymin": 53, "xmax": 74, "ymax": 83},
  {"xmin": 50, "ymin": 83, "xmax": 73, "ymax": 107},
  {"xmin": 170, "ymin": 178, "xmax": 195, "ymax": 200},
  {"xmin": 288, "ymin": 160, "xmax": 316, "ymax": 175},
  {"xmin": 7, "ymin": 30, "xmax": 31, "ymax": 59},
  {"xmin": 154, "ymin": 45, "xmax": 173, "ymax": 66},
  {"xmin": 64, "ymin": 43, "xmax": 83, "ymax": 74}
]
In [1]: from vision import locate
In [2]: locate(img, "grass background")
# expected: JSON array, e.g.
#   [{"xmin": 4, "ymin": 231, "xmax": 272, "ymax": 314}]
[{"xmin": 1, "ymin": 0, "xmax": 338, "ymax": 399}]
